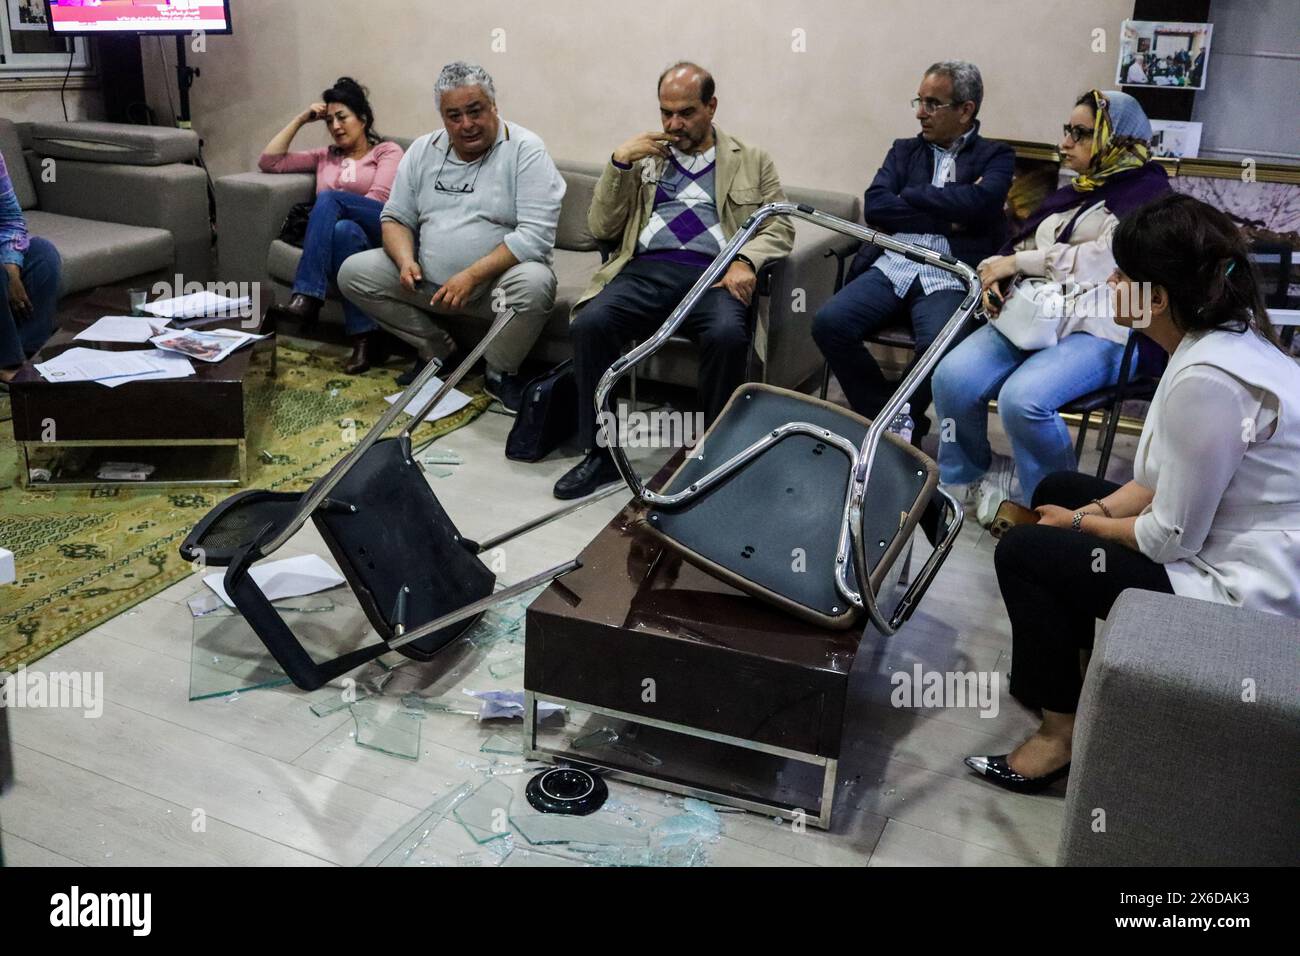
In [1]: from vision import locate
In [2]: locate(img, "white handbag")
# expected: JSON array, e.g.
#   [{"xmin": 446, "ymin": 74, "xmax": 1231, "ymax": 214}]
[{"xmin": 991, "ymin": 277, "xmax": 1073, "ymax": 351}]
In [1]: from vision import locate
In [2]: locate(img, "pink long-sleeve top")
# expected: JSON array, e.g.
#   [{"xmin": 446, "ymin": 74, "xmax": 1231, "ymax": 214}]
[{"xmin": 258, "ymin": 141, "xmax": 404, "ymax": 202}]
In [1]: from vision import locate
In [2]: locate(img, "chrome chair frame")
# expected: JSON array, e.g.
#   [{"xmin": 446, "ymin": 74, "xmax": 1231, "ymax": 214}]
[{"xmin": 594, "ymin": 203, "xmax": 980, "ymax": 635}]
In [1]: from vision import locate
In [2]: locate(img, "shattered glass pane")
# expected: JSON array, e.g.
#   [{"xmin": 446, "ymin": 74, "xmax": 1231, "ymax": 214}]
[
  {"xmin": 419, "ymin": 448, "xmax": 464, "ymax": 466},
  {"xmin": 509, "ymin": 811, "xmax": 650, "ymax": 848},
  {"xmin": 487, "ymin": 656, "xmax": 524, "ymax": 679},
  {"xmin": 401, "ymin": 693, "xmax": 479, "ymax": 717},
  {"xmin": 189, "ymin": 598, "xmax": 365, "ymax": 701},
  {"xmin": 307, "ymin": 684, "xmax": 370, "ymax": 717},
  {"xmin": 480, "ymin": 733, "xmax": 523, "ymax": 756},
  {"xmin": 451, "ymin": 779, "xmax": 514, "ymax": 844},
  {"xmin": 361, "ymin": 781, "xmax": 475, "ymax": 867},
  {"xmin": 351, "ymin": 699, "xmax": 423, "ymax": 760}
]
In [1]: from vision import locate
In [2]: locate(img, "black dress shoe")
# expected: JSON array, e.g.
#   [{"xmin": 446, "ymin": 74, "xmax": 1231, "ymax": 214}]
[
  {"xmin": 553, "ymin": 450, "xmax": 621, "ymax": 500},
  {"xmin": 265, "ymin": 294, "xmax": 323, "ymax": 328},
  {"xmin": 963, "ymin": 754, "xmax": 1070, "ymax": 794}
]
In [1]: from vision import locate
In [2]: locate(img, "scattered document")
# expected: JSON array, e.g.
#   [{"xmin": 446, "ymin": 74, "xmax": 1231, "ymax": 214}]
[
  {"xmin": 150, "ymin": 327, "xmax": 266, "ymax": 363},
  {"xmin": 203, "ymin": 554, "xmax": 346, "ymax": 608},
  {"xmin": 142, "ymin": 290, "xmax": 252, "ymax": 320},
  {"xmin": 385, "ymin": 376, "xmax": 473, "ymax": 422},
  {"xmin": 34, "ymin": 347, "xmax": 194, "ymax": 386},
  {"xmin": 74, "ymin": 316, "xmax": 172, "ymax": 343},
  {"xmin": 463, "ymin": 689, "xmax": 566, "ymax": 722}
]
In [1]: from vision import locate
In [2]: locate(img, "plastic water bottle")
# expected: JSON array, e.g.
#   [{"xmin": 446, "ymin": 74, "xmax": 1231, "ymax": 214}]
[{"xmin": 887, "ymin": 402, "xmax": 914, "ymax": 444}]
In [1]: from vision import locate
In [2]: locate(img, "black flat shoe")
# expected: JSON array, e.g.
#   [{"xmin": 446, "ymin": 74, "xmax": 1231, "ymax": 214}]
[
  {"xmin": 553, "ymin": 450, "xmax": 621, "ymax": 500},
  {"xmin": 963, "ymin": 754, "xmax": 1070, "ymax": 794}
]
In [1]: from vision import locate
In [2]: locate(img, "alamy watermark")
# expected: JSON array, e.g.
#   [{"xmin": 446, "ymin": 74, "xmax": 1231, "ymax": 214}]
[
  {"xmin": 890, "ymin": 664, "xmax": 1000, "ymax": 718},
  {"xmin": 595, "ymin": 406, "xmax": 707, "ymax": 450},
  {"xmin": 0, "ymin": 666, "xmax": 104, "ymax": 718}
]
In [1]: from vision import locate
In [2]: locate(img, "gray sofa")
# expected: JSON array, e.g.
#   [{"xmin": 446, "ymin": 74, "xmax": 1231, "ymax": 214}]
[
  {"xmin": 1058, "ymin": 589, "xmax": 1300, "ymax": 866},
  {"xmin": 215, "ymin": 143, "xmax": 858, "ymax": 390},
  {"xmin": 0, "ymin": 119, "xmax": 212, "ymax": 295}
]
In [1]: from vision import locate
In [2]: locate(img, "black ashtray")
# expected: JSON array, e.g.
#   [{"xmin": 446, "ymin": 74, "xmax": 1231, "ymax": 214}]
[{"xmin": 525, "ymin": 766, "xmax": 609, "ymax": 815}]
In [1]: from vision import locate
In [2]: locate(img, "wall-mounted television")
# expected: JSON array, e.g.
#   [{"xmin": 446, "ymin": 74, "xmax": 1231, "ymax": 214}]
[{"xmin": 42, "ymin": 0, "xmax": 233, "ymax": 36}]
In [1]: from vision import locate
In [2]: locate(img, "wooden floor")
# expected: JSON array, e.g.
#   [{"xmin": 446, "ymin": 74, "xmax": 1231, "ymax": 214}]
[{"xmin": 0, "ymin": 392, "xmax": 1138, "ymax": 868}]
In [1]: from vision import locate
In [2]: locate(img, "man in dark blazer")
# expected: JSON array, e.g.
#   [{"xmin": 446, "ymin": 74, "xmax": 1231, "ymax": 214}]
[{"xmin": 813, "ymin": 61, "xmax": 1013, "ymax": 441}]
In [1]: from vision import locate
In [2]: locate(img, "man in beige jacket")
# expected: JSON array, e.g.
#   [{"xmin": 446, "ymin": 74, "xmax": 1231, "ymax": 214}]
[{"xmin": 554, "ymin": 62, "xmax": 794, "ymax": 498}]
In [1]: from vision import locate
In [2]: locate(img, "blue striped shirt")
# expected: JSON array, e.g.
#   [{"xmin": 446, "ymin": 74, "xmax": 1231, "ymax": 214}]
[
  {"xmin": 872, "ymin": 128, "xmax": 971, "ymax": 296},
  {"xmin": 0, "ymin": 151, "xmax": 29, "ymax": 268}
]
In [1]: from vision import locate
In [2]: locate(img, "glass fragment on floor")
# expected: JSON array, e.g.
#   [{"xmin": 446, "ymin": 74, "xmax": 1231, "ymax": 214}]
[{"xmin": 351, "ymin": 698, "xmax": 423, "ymax": 760}]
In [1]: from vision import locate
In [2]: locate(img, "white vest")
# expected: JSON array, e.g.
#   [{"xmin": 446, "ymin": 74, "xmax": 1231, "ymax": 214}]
[{"xmin": 1135, "ymin": 326, "xmax": 1300, "ymax": 616}]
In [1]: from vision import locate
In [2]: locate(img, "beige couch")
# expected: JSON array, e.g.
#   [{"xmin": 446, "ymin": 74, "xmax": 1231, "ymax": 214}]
[
  {"xmin": 216, "ymin": 141, "xmax": 858, "ymax": 390},
  {"xmin": 0, "ymin": 119, "xmax": 212, "ymax": 294}
]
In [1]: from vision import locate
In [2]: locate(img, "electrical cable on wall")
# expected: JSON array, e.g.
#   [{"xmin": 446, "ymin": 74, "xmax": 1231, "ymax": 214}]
[{"xmin": 60, "ymin": 45, "xmax": 74, "ymax": 121}]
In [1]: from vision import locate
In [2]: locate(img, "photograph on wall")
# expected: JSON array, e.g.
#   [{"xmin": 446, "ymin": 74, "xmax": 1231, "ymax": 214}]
[
  {"xmin": 8, "ymin": 0, "xmax": 50, "ymax": 29},
  {"xmin": 1116, "ymin": 19, "xmax": 1212, "ymax": 90},
  {"xmin": 1149, "ymin": 120, "xmax": 1203, "ymax": 159}
]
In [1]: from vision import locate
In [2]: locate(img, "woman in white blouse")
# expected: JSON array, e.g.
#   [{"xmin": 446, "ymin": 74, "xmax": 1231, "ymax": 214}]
[
  {"xmin": 932, "ymin": 90, "xmax": 1171, "ymax": 526},
  {"xmin": 966, "ymin": 193, "xmax": 1300, "ymax": 794}
]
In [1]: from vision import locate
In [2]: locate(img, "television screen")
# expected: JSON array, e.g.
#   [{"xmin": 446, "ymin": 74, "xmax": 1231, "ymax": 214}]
[{"xmin": 43, "ymin": 0, "xmax": 233, "ymax": 35}]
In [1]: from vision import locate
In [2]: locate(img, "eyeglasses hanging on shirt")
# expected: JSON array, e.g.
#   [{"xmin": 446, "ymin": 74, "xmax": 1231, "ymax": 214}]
[
  {"xmin": 432, "ymin": 125, "xmax": 510, "ymax": 195},
  {"xmin": 646, "ymin": 147, "xmax": 710, "ymax": 189}
]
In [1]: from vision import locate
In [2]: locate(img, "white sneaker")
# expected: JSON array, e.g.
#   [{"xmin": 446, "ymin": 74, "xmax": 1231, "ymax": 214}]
[
  {"xmin": 975, "ymin": 454, "xmax": 1017, "ymax": 528},
  {"xmin": 939, "ymin": 480, "xmax": 980, "ymax": 518}
]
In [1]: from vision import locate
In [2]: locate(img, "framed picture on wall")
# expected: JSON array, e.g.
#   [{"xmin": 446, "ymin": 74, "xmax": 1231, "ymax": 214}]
[
  {"xmin": 7, "ymin": 0, "xmax": 49, "ymax": 30},
  {"xmin": 1149, "ymin": 121, "xmax": 1203, "ymax": 159},
  {"xmin": 1116, "ymin": 19, "xmax": 1213, "ymax": 91}
]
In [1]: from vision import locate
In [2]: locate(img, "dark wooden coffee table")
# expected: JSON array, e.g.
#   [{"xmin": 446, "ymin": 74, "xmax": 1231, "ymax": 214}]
[
  {"xmin": 523, "ymin": 457, "xmax": 864, "ymax": 829},
  {"xmin": 8, "ymin": 287, "xmax": 276, "ymax": 489}
]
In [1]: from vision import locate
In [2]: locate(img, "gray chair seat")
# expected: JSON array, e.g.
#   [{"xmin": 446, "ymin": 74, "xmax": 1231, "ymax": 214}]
[{"xmin": 25, "ymin": 210, "xmax": 173, "ymax": 297}]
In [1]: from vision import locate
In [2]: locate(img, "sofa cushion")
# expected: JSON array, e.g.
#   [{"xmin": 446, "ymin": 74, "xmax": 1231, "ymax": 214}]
[
  {"xmin": 545, "ymin": 247, "xmax": 602, "ymax": 337},
  {"xmin": 24, "ymin": 121, "xmax": 200, "ymax": 166},
  {"xmin": 267, "ymin": 239, "xmax": 303, "ymax": 287},
  {"xmin": 25, "ymin": 210, "xmax": 173, "ymax": 296},
  {"xmin": 0, "ymin": 118, "xmax": 39, "ymax": 210}
]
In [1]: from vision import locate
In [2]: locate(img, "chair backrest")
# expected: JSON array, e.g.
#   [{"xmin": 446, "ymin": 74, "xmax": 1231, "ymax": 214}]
[
  {"xmin": 0, "ymin": 117, "xmax": 39, "ymax": 210},
  {"xmin": 554, "ymin": 159, "xmax": 602, "ymax": 253}
]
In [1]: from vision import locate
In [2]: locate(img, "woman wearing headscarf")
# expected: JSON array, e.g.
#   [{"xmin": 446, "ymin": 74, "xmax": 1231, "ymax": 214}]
[{"xmin": 931, "ymin": 90, "xmax": 1170, "ymax": 525}]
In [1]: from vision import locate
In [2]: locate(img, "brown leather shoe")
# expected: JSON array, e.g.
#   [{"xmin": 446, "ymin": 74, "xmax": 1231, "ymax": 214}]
[
  {"xmin": 343, "ymin": 332, "xmax": 385, "ymax": 375},
  {"xmin": 265, "ymin": 294, "xmax": 323, "ymax": 328}
]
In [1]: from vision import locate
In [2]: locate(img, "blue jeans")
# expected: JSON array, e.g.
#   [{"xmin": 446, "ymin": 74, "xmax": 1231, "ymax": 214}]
[
  {"xmin": 0, "ymin": 236, "xmax": 61, "ymax": 368},
  {"xmin": 293, "ymin": 189, "xmax": 384, "ymax": 335},
  {"xmin": 813, "ymin": 268, "xmax": 967, "ymax": 436},
  {"xmin": 931, "ymin": 323, "xmax": 1133, "ymax": 500}
]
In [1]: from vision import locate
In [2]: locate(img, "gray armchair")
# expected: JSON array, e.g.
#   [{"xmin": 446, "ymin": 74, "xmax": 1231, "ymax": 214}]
[
  {"xmin": 1058, "ymin": 589, "xmax": 1300, "ymax": 866},
  {"xmin": 1, "ymin": 119, "xmax": 211, "ymax": 293}
]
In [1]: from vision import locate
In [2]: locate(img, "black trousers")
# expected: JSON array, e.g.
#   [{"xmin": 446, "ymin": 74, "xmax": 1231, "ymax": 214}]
[
  {"xmin": 571, "ymin": 257, "xmax": 750, "ymax": 447},
  {"xmin": 994, "ymin": 471, "xmax": 1174, "ymax": 714}
]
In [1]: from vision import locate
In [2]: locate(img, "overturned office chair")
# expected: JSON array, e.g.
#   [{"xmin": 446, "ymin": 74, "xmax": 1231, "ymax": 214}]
[
  {"xmin": 596, "ymin": 203, "xmax": 979, "ymax": 633},
  {"xmin": 179, "ymin": 309, "xmax": 585, "ymax": 690}
]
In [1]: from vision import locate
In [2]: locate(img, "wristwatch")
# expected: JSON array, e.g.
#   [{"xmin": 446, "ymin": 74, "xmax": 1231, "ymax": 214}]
[
  {"xmin": 735, "ymin": 254, "xmax": 756, "ymax": 272},
  {"xmin": 1071, "ymin": 511, "xmax": 1085, "ymax": 532}
]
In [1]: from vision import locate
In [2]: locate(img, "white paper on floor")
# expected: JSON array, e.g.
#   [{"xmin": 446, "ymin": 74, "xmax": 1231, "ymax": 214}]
[
  {"xmin": 203, "ymin": 554, "xmax": 346, "ymax": 608},
  {"xmin": 463, "ymin": 689, "xmax": 565, "ymax": 721},
  {"xmin": 385, "ymin": 377, "xmax": 473, "ymax": 422}
]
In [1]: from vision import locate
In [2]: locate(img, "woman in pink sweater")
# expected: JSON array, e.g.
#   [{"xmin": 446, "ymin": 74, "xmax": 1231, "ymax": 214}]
[{"xmin": 260, "ymin": 77, "xmax": 403, "ymax": 373}]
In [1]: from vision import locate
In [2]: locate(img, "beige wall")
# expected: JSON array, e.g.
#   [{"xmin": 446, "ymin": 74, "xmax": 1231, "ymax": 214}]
[
  {"xmin": 0, "ymin": 85, "xmax": 103, "ymax": 123},
  {"xmin": 148, "ymin": 0, "xmax": 1133, "ymax": 195}
]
